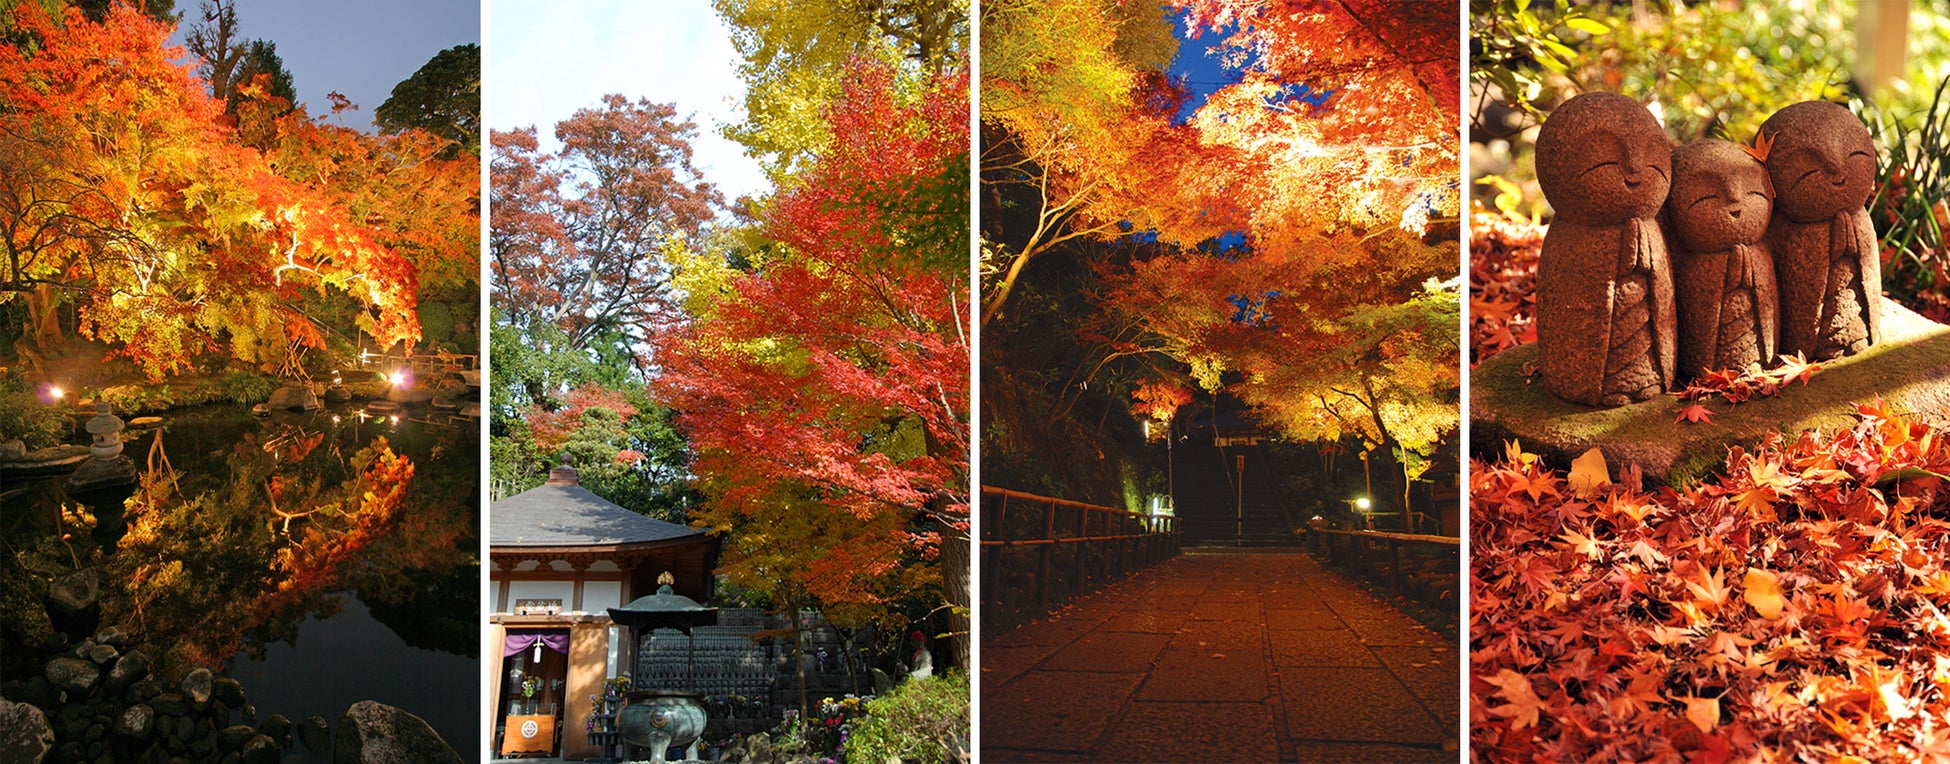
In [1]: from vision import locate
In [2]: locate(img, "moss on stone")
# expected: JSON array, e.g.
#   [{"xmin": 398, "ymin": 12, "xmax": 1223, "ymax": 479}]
[{"xmin": 1471, "ymin": 304, "xmax": 1950, "ymax": 486}]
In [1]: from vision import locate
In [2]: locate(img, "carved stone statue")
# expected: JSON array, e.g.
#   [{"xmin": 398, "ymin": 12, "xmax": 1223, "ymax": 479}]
[
  {"xmin": 1666, "ymin": 138, "xmax": 1778, "ymax": 379},
  {"xmin": 1760, "ymin": 100, "xmax": 1881, "ymax": 360},
  {"xmin": 1534, "ymin": 92, "xmax": 1677, "ymax": 406}
]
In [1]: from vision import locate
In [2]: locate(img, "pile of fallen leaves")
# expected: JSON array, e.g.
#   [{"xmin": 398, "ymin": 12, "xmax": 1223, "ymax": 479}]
[
  {"xmin": 1470, "ymin": 208, "xmax": 1543, "ymax": 364},
  {"xmin": 1672, "ymin": 354, "xmax": 1823, "ymax": 425},
  {"xmin": 1472, "ymin": 400, "xmax": 1950, "ymax": 762}
]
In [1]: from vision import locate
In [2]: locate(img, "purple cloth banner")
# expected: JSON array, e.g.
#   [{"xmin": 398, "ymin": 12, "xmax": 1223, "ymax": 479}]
[{"xmin": 503, "ymin": 631, "xmax": 570, "ymax": 658}]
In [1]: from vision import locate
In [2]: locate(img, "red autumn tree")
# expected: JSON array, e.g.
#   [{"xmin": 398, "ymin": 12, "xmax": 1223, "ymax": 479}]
[
  {"xmin": 489, "ymin": 97, "xmax": 722, "ymax": 399},
  {"xmin": 659, "ymin": 57, "xmax": 971, "ymax": 665}
]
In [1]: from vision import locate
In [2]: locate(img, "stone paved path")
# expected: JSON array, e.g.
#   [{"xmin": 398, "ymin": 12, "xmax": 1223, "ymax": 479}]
[{"xmin": 981, "ymin": 549, "xmax": 1458, "ymax": 763}]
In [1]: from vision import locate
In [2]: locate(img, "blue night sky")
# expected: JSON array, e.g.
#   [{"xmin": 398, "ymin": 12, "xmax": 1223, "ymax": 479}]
[
  {"xmin": 1168, "ymin": 13, "xmax": 1242, "ymax": 124},
  {"xmin": 167, "ymin": 1, "xmax": 480, "ymax": 134}
]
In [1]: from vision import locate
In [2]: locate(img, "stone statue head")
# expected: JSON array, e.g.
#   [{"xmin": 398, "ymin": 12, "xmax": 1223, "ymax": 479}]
[
  {"xmin": 1535, "ymin": 92, "xmax": 1672, "ymax": 225},
  {"xmin": 1759, "ymin": 100, "xmax": 1876, "ymax": 223},
  {"xmin": 1668, "ymin": 139, "xmax": 1773, "ymax": 253}
]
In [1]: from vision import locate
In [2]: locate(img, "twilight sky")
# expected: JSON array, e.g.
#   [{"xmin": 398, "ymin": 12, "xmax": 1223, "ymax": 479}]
[
  {"xmin": 486, "ymin": 0, "xmax": 770, "ymax": 208},
  {"xmin": 167, "ymin": 0, "xmax": 480, "ymax": 134}
]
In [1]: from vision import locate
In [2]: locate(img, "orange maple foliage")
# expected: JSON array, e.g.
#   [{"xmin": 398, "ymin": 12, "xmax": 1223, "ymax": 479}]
[
  {"xmin": 1474, "ymin": 401, "xmax": 1950, "ymax": 761},
  {"xmin": 0, "ymin": 5, "xmax": 434, "ymax": 378},
  {"xmin": 527, "ymin": 382, "xmax": 639, "ymax": 452}
]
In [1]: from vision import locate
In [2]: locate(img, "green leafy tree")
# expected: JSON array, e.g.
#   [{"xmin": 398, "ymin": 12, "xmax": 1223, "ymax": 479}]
[{"xmin": 376, "ymin": 43, "xmax": 481, "ymax": 158}]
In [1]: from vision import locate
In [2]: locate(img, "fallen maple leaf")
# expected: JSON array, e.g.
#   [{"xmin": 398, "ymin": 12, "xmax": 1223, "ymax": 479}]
[
  {"xmin": 1680, "ymin": 694, "xmax": 1720, "ymax": 733},
  {"xmin": 1676, "ymin": 403, "xmax": 1714, "ymax": 424},
  {"xmin": 1744, "ymin": 129, "xmax": 1774, "ymax": 162},
  {"xmin": 1744, "ymin": 567, "xmax": 1786, "ymax": 619},
  {"xmin": 1484, "ymin": 669, "xmax": 1549, "ymax": 730}
]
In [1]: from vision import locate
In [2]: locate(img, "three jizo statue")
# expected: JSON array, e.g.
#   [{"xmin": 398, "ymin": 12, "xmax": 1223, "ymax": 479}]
[{"xmin": 1533, "ymin": 93, "xmax": 1883, "ymax": 408}]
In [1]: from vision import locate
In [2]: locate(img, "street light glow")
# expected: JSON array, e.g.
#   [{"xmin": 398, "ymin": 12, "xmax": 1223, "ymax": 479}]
[
  {"xmin": 46, "ymin": 385, "xmax": 63, "ymax": 400},
  {"xmin": 1355, "ymin": 497, "xmax": 1371, "ymax": 510}
]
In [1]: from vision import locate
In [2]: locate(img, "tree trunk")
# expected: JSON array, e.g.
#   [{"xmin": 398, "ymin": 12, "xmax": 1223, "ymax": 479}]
[
  {"xmin": 941, "ymin": 519, "xmax": 971, "ymax": 671},
  {"xmin": 790, "ymin": 602, "xmax": 809, "ymax": 727}
]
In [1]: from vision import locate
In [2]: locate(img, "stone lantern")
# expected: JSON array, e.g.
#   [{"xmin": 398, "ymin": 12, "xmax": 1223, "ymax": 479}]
[
  {"xmin": 607, "ymin": 572, "xmax": 717, "ymax": 764},
  {"xmin": 67, "ymin": 401, "xmax": 136, "ymax": 493}
]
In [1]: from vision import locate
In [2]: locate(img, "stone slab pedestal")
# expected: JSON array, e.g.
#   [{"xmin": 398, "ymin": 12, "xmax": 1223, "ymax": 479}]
[
  {"xmin": 1472, "ymin": 302, "xmax": 1950, "ymax": 485},
  {"xmin": 67, "ymin": 454, "xmax": 137, "ymax": 493}
]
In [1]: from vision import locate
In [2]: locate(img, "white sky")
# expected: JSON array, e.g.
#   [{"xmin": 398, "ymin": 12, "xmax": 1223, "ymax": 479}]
[{"xmin": 486, "ymin": 0, "xmax": 771, "ymax": 207}]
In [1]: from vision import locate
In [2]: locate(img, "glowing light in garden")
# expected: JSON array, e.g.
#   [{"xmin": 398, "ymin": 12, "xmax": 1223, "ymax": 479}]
[
  {"xmin": 46, "ymin": 385, "xmax": 64, "ymax": 401},
  {"xmin": 1356, "ymin": 497, "xmax": 1371, "ymax": 510},
  {"xmin": 389, "ymin": 370, "xmax": 408, "ymax": 388}
]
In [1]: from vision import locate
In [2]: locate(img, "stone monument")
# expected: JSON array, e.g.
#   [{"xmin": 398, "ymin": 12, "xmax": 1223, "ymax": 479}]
[
  {"xmin": 1760, "ymin": 100, "xmax": 1882, "ymax": 360},
  {"xmin": 1534, "ymin": 92, "xmax": 1678, "ymax": 407},
  {"xmin": 1666, "ymin": 138, "xmax": 1778, "ymax": 380}
]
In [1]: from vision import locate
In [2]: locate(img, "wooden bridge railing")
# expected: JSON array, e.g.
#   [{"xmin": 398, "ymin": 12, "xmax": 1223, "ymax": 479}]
[
  {"xmin": 981, "ymin": 486, "xmax": 1180, "ymax": 633},
  {"xmin": 1309, "ymin": 528, "xmax": 1460, "ymax": 608}
]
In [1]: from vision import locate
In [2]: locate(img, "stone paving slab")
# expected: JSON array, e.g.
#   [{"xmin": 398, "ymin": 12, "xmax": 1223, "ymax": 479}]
[
  {"xmin": 1137, "ymin": 647, "xmax": 1271, "ymax": 703},
  {"xmin": 980, "ymin": 644, "xmax": 1064, "ymax": 688},
  {"xmin": 1291, "ymin": 741, "xmax": 1456, "ymax": 763},
  {"xmin": 1095, "ymin": 701, "xmax": 1282, "ymax": 763},
  {"xmin": 982, "ymin": 549, "xmax": 1456, "ymax": 762},
  {"xmin": 1100, "ymin": 606, "xmax": 1186, "ymax": 634},
  {"xmin": 1264, "ymin": 607, "xmax": 1344, "ymax": 631},
  {"xmin": 981, "ymin": 749, "xmax": 1093, "ymax": 763},
  {"xmin": 1269, "ymin": 628, "xmax": 1383, "ymax": 668},
  {"xmin": 1278, "ymin": 667, "xmax": 1450, "ymax": 746},
  {"xmin": 1168, "ymin": 619, "xmax": 1263, "ymax": 652},
  {"xmin": 983, "ymin": 671, "xmax": 1143, "ymax": 752},
  {"xmin": 1373, "ymin": 644, "xmax": 1462, "ymax": 727},
  {"xmin": 1041, "ymin": 632, "xmax": 1171, "ymax": 673}
]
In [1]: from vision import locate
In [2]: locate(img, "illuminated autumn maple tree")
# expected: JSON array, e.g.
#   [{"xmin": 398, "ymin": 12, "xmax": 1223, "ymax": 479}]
[
  {"xmin": 0, "ymin": 4, "xmax": 453, "ymax": 379},
  {"xmin": 980, "ymin": 0, "xmax": 1459, "ymax": 326}
]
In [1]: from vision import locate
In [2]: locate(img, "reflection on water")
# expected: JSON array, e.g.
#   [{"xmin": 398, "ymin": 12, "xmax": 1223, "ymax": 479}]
[
  {"xmin": 228, "ymin": 591, "xmax": 479, "ymax": 764},
  {"xmin": 1, "ymin": 401, "xmax": 479, "ymax": 760}
]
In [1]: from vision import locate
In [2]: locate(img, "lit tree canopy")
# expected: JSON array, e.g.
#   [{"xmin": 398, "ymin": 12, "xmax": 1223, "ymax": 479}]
[{"xmin": 0, "ymin": 3, "xmax": 450, "ymax": 378}]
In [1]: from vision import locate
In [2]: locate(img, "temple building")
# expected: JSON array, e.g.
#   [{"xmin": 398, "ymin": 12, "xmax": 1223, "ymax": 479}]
[{"xmin": 487, "ymin": 462, "xmax": 719, "ymax": 759}]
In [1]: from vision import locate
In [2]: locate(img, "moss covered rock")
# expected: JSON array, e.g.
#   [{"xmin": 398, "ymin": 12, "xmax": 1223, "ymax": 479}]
[{"xmin": 1471, "ymin": 302, "xmax": 1950, "ymax": 485}]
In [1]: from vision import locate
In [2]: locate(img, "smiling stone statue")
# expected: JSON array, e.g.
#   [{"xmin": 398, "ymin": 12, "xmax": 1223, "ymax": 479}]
[
  {"xmin": 1535, "ymin": 92, "xmax": 1677, "ymax": 407},
  {"xmin": 1666, "ymin": 138, "xmax": 1778, "ymax": 380},
  {"xmin": 1760, "ymin": 100, "xmax": 1881, "ymax": 360}
]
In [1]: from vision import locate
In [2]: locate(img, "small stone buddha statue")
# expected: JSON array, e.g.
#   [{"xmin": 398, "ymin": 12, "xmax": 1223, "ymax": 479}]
[
  {"xmin": 1759, "ymin": 100, "xmax": 1882, "ymax": 360},
  {"xmin": 1666, "ymin": 138, "xmax": 1778, "ymax": 379},
  {"xmin": 1534, "ymin": 92, "xmax": 1678, "ymax": 407}
]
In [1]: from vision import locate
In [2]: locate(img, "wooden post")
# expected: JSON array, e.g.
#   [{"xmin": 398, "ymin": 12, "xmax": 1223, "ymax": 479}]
[
  {"xmin": 985, "ymin": 493, "xmax": 1007, "ymax": 630},
  {"xmin": 1038, "ymin": 499, "xmax": 1056, "ymax": 611},
  {"xmin": 1075, "ymin": 508, "xmax": 1090, "ymax": 597},
  {"xmin": 1390, "ymin": 540, "xmax": 1402, "ymax": 594}
]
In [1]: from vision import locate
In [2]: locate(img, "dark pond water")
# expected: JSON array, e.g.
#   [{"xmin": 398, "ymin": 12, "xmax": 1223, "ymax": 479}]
[{"xmin": 2, "ymin": 400, "xmax": 480, "ymax": 761}]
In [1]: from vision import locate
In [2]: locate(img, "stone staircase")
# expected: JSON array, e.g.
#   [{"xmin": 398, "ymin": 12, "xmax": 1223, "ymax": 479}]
[{"xmin": 1172, "ymin": 440, "xmax": 1300, "ymax": 547}]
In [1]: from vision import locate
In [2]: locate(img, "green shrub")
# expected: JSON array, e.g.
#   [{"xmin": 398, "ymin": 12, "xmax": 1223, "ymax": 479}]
[
  {"xmin": 0, "ymin": 389, "xmax": 67, "ymax": 449},
  {"xmin": 218, "ymin": 372, "xmax": 280, "ymax": 405},
  {"xmin": 420, "ymin": 301, "xmax": 456, "ymax": 342},
  {"xmin": 844, "ymin": 672, "xmax": 968, "ymax": 764}
]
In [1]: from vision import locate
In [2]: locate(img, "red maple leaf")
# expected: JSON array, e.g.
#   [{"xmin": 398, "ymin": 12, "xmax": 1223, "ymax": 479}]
[{"xmin": 1676, "ymin": 403, "xmax": 1715, "ymax": 424}]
